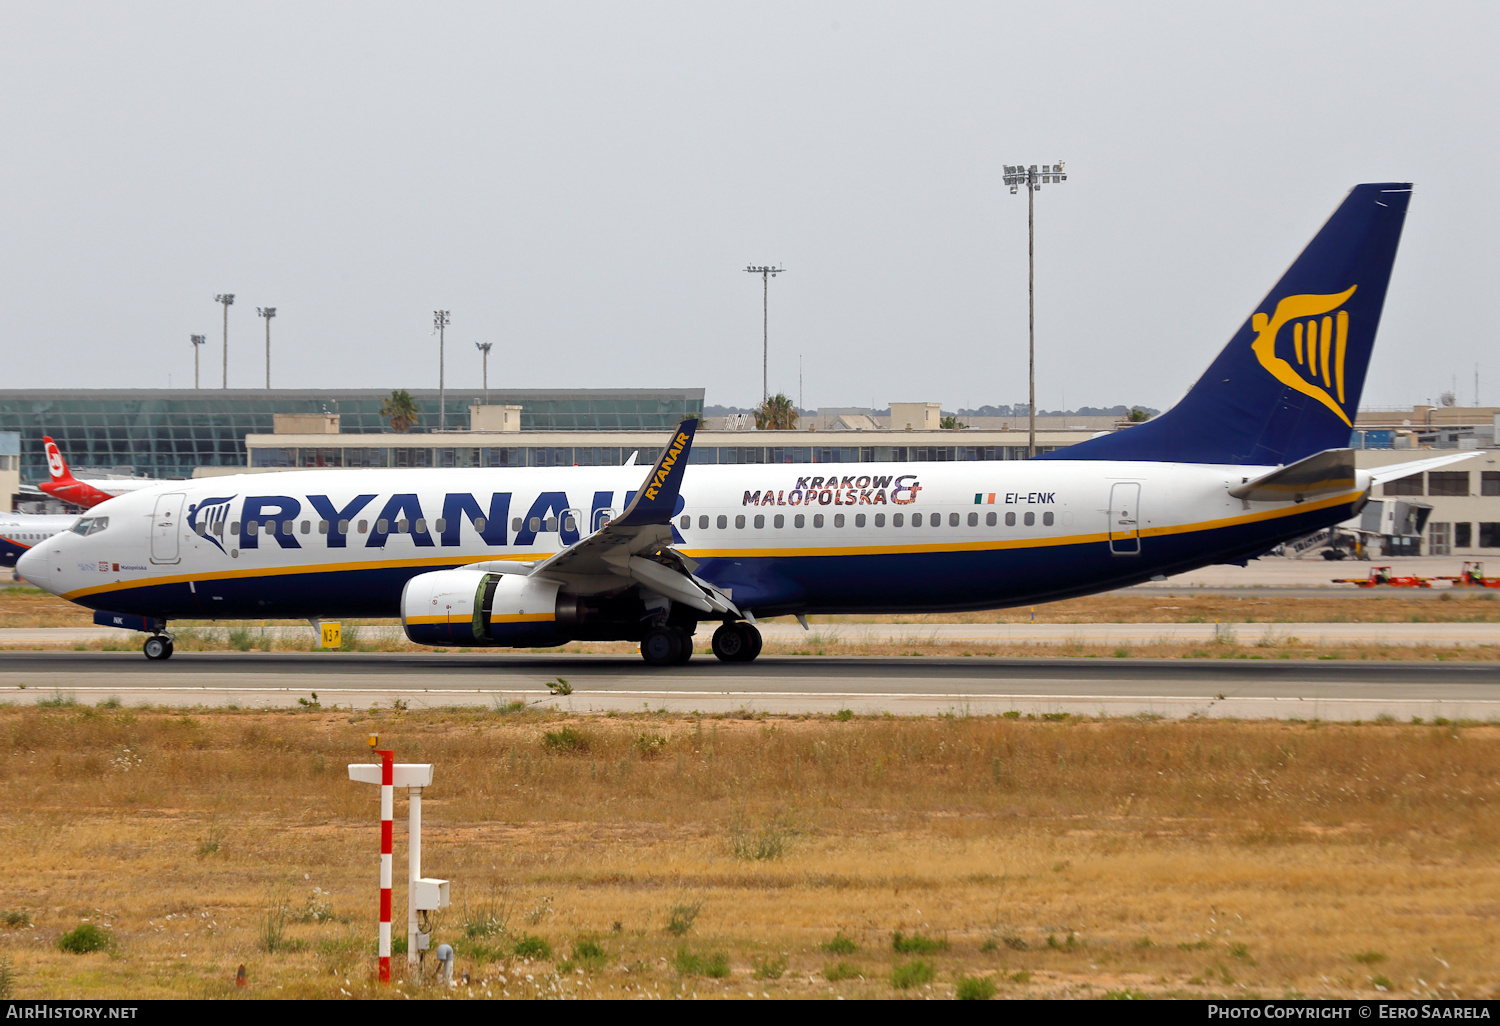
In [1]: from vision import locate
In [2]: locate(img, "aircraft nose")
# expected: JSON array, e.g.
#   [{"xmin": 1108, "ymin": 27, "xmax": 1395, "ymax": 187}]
[{"xmin": 16, "ymin": 545, "xmax": 51, "ymax": 591}]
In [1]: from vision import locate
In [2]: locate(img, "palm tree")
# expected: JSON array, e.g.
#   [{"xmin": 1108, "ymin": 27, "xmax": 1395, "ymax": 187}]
[
  {"xmin": 380, "ymin": 390, "xmax": 422, "ymax": 433},
  {"xmin": 754, "ymin": 393, "xmax": 798, "ymax": 431}
]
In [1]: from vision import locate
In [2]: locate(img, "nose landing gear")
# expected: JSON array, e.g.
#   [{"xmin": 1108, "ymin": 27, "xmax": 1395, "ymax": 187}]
[{"xmin": 143, "ymin": 634, "xmax": 175, "ymax": 660}]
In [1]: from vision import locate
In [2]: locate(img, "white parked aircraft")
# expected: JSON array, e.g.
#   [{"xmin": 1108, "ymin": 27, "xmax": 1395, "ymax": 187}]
[
  {"xmin": 19, "ymin": 183, "xmax": 1465, "ymax": 663},
  {"xmin": 0, "ymin": 512, "xmax": 82, "ymax": 569}
]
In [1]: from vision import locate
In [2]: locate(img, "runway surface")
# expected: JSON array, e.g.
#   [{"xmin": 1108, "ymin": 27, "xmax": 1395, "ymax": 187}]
[
  {"xmin": 7, "ymin": 621, "xmax": 1500, "ymax": 647},
  {"xmin": 4, "ymin": 650, "xmax": 1499, "ymax": 720}
]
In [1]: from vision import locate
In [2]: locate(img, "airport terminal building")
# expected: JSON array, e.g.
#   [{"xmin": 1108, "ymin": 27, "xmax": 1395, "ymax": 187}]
[{"xmin": 0, "ymin": 389, "xmax": 705, "ymax": 483}]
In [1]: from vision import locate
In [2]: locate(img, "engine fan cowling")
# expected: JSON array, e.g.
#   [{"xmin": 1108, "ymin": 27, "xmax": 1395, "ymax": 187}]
[{"xmin": 400, "ymin": 569, "xmax": 567, "ymax": 648}]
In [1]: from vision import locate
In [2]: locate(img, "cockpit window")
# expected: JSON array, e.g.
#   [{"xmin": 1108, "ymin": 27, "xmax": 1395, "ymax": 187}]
[{"xmin": 71, "ymin": 517, "xmax": 109, "ymax": 536}]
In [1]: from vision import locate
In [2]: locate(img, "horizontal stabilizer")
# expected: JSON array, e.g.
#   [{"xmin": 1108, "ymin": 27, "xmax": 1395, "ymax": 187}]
[
  {"xmin": 1229, "ymin": 448, "xmax": 1355, "ymax": 502},
  {"xmin": 1365, "ymin": 450, "xmax": 1481, "ymax": 486}
]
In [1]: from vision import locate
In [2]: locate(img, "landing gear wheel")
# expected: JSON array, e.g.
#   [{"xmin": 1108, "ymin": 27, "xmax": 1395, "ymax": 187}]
[
  {"xmin": 143, "ymin": 635, "xmax": 173, "ymax": 660},
  {"xmin": 737, "ymin": 622, "xmax": 762, "ymax": 662},
  {"xmin": 712, "ymin": 622, "xmax": 748, "ymax": 662},
  {"xmin": 672, "ymin": 626, "xmax": 694, "ymax": 665},
  {"xmin": 640, "ymin": 626, "xmax": 683, "ymax": 667}
]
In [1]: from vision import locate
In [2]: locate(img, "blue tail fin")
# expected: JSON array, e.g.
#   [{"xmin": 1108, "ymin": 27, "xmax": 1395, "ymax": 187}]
[{"xmin": 1043, "ymin": 183, "xmax": 1411, "ymax": 465}]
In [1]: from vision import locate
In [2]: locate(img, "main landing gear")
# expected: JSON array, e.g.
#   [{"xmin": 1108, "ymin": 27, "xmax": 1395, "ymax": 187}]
[
  {"xmin": 640, "ymin": 625, "xmax": 694, "ymax": 667},
  {"xmin": 142, "ymin": 634, "xmax": 175, "ymax": 660},
  {"xmin": 711, "ymin": 621, "xmax": 762, "ymax": 664},
  {"xmin": 637, "ymin": 621, "xmax": 763, "ymax": 666}
]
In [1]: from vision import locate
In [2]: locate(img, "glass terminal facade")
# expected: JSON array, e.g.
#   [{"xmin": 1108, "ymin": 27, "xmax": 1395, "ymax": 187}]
[
  {"xmin": 0, "ymin": 389, "xmax": 703, "ymax": 483},
  {"xmin": 249, "ymin": 441, "xmax": 1054, "ymax": 469}
]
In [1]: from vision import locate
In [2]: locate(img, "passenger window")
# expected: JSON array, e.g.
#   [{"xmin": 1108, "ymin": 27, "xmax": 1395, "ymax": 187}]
[
  {"xmin": 813, "ymin": 514, "xmax": 824, "ymax": 528},
  {"xmin": 230, "ymin": 521, "xmax": 241, "ymax": 534},
  {"xmin": 986, "ymin": 512, "xmax": 997, "ymax": 527},
  {"xmin": 834, "ymin": 514, "xmax": 845, "ymax": 528},
  {"xmin": 320, "ymin": 520, "xmax": 330, "ymax": 534},
  {"xmin": 1043, "ymin": 511, "xmax": 1055, "ymax": 526},
  {"xmin": 794, "ymin": 514, "xmax": 805, "ymax": 529},
  {"xmin": 395, "ymin": 520, "xmax": 408, "ymax": 534},
  {"xmin": 1005, "ymin": 512, "xmax": 1016, "ymax": 526},
  {"xmin": 774, "ymin": 514, "xmax": 785, "ymax": 529},
  {"xmin": 874, "ymin": 513, "xmax": 885, "ymax": 527},
  {"xmin": 545, "ymin": 517, "xmax": 557, "ymax": 532},
  {"xmin": 283, "ymin": 521, "xmax": 294, "ymax": 535},
  {"xmin": 754, "ymin": 515, "xmax": 764, "ymax": 529},
  {"xmin": 892, "ymin": 513, "xmax": 903, "ymax": 527},
  {"xmin": 415, "ymin": 519, "xmax": 427, "ymax": 534},
  {"xmin": 434, "ymin": 518, "xmax": 447, "ymax": 533},
  {"xmin": 912, "ymin": 512, "xmax": 923, "ymax": 527},
  {"xmin": 967, "ymin": 512, "xmax": 977, "ymax": 527},
  {"xmin": 195, "ymin": 522, "xmax": 207, "ymax": 536},
  {"xmin": 301, "ymin": 520, "xmax": 311, "ymax": 534},
  {"xmin": 854, "ymin": 514, "xmax": 865, "ymax": 528},
  {"xmin": 337, "ymin": 519, "xmax": 348, "ymax": 533},
  {"xmin": 679, "ymin": 515, "xmax": 690, "ymax": 529},
  {"xmin": 357, "ymin": 520, "xmax": 368, "ymax": 534},
  {"xmin": 950, "ymin": 512, "xmax": 960, "ymax": 527},
  {"xmin": 1024, "ymin": 512, "xmax": 1035, "ymax": 526},
  {"xmin": 562, "ymin": 514, "xmax": 576, "ymax": 532},
  {"xmin": 513, "ymin": 517, "xmax": 523, "ymax": 531},
  {"xmin": 735, "ymin": 515, "xmax": 745, "ymax": 529},
  {"xmin": 717, "ymin": 515, "xmax": 727, "ymax": 529},
  {"xmin": 247, "ymin": 520, "xmax": 259, "ymax": 534},
  {"xmin": 699, "ymin": 516, "xmax": 709, "ymax": 530},
  {"xmin": 529, "ymin": 517, "xmax": 541, "ymax": 532},
  {"xmin": 473, "ymin": 517, "xmax": 485, "ymax": 532},
  {"xmin": 377, "ymin": 519, "xmax": 389, "ymax": 533}
]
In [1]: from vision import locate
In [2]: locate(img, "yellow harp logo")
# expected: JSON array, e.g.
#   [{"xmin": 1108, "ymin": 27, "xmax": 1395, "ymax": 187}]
[{"xmin": 1250, "ymin": 285, "xmax": 1358, "ymax": 426}]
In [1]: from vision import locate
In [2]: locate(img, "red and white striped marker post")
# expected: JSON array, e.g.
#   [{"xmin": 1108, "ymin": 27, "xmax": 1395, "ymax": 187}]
[
  {"xmin": 349, "ymin": 750, "xmax": 438, "ymax": 986},
  {"xmin": 376, "ymin": 748, "xmax": 394, "ymax": 983}
]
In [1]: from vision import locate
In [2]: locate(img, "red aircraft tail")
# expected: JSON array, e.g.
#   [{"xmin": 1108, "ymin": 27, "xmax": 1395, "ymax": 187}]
[{"xmin": 38, "ymin": 437, "xmax": 115, "ymax": 509}]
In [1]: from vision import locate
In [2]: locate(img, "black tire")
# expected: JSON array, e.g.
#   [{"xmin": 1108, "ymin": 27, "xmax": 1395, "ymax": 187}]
[
  {"xmin": 672, "ymin": 626, "xmax": 694, "ymax": 665},
  {"xmin": 162, "ymin": 639, "xmax": 175, "ymax": 659},
  {"xmin": 640, "ymin": 626, "xmax": 682, "ymax": 666},
  {"xmin": 143, "ymin": 635, "xmax": 169, "ymax": 660},
  {"xmin": 711, "ymin": 622, "xmax": 748, "ymax": 662},
  {"xmin": 737, "ymin": 622, "xmax": 763, "ymax": 662}
]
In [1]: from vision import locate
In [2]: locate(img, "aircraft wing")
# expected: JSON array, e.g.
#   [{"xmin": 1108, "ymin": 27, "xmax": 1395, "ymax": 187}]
[{"xmin": 475, "ymin": 418, "xmax": 739, "ymax": 617}]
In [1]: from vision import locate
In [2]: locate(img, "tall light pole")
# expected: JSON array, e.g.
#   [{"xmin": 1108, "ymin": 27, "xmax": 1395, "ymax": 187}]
[
  {"xmin": 257, "ymin": 307, "xmax": 276, "ymax": 388},
  {"xmin": 433, "ymin": 310, "xmax": 450, "ymax": 431},
  {"xmin": 475, "ymin": 342, "xmax": 492, "ymax": 404},
  {"xmin": 1003, "ymin": 162, "xmax": 1067, "ymax": 458},
  {"xmin": 215, "ymin": 293, "xmax": 235, "ymax": 388},
  {"xmin": 190, "ymin": 335, "xmax": 206, "ymax": 389},
  {"xmin": 744, "ymin": 265, "xmax": 784, "ymax": 404}
]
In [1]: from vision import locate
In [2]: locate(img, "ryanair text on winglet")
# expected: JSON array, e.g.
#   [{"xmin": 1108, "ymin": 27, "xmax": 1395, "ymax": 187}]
[{"xmin": 644, "ymin": 431, "xmax": 690, "ymax": 502}]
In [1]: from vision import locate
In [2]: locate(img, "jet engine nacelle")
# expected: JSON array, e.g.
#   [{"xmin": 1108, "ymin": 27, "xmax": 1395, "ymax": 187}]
[{"xmin": 400, "ymin": 569, "xmax": 566, "ymax": 648}]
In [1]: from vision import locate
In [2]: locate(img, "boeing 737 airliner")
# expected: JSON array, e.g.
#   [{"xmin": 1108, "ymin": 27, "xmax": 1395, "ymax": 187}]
[{"xmin": 18, "ymin": 184, "xmax": 1469, "ymax": 664}]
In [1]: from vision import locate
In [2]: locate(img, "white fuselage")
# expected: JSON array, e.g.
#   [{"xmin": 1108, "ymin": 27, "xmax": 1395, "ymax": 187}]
[{"xmin": 18, "ymin": 460, "xmax": 1368, "ymax": 621}]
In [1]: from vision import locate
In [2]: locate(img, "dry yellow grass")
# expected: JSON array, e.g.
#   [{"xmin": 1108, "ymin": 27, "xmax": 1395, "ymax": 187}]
[{"xmin": 1, "ymin": 705, "xmax": 1498, "ymax": 1000}]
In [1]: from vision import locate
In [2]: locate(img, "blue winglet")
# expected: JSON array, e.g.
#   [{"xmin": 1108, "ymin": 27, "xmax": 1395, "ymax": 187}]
[{"xmin": 613, "ymin": 418, "xmax": 697, "ymax": 527}]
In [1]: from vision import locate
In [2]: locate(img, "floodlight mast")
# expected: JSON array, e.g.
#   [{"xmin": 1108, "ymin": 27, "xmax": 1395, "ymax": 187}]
[
  {"xmin": 257, "ymin": 308, "xmax": 276, "ymax": 388},
  {"xmin": 189, "ymin": 335, "xmax": 206, "ymax": 389},
  {"xmin": 1002, "ymin": 162, "xmax": 1068, "ymax": 458},
  {"xmin": 215, "ymin": 294, "xmax": 235, "ymax": 388},
  {"xmin": 744, "ymin": 266, "xmax": 785, "ymax": 404},
  {"xmin": 434, "ymin": 310, "xmax": 450, "ymax": 431},
  {"xmin": 475, "ymin": 342, "xmax": 493, "ymax": 404}
]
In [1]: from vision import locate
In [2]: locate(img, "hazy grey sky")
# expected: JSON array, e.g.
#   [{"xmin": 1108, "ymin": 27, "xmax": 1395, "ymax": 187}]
[{"xmin": 2, "ymin": 2, "xmax": 1496, "ymax": 412}]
